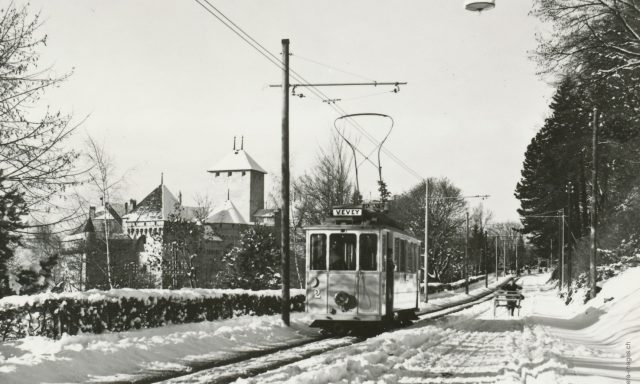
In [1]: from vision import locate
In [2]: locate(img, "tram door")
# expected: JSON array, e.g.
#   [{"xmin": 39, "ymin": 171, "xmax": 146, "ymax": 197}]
[{"xmin": 356, "ymin": 232, "xmax": 380, "ymax": 315}]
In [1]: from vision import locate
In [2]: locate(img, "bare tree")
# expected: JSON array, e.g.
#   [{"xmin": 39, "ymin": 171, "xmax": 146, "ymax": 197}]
[
  {"xmin": 193, "ymin": 193, "xmax": 215, "ymax": 223},
  {"xmin": 85, "ymin": 135, "xmax": 127, "ymax": 289},
  {"xmin": 533, "ymin": 0, "xmax": 640, "ymax": 76},
  {"xmin": 293, "ymin": 133, "xmax": 353, "ymax": 226},
  {"xmin": 0, "ymin": 4, "xmax": 81, "ymax": 215}
]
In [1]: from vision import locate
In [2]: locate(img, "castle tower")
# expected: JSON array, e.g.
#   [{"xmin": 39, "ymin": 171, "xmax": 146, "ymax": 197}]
[{"xmin": 207, "ymin": 142, "xmax": 266, "ymax": 223}]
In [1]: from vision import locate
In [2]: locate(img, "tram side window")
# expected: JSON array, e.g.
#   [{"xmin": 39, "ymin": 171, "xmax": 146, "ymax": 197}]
[
  {"xmin": 407, "ymin": 243, "xmax": 415, "ymax": 273},
  {"xmin": 394, "ymin": 238, "xmax": 400, "ymax": 270},
  {"xmin": 359, "ymin": 234, "xmax": 378, "ymax": 271},
  {"xmin": 398, "ymin": 239, "xmax": 407, "ymax": 272},
  {"xmin": 329, "ymin": 234, "xmax": 357, "ymax": 270},
  {"xmin": 310, "ymin": 234, "xmax": 327, "ymax": 270},
  {"xmin": 382, "ymin": 234, "xmax": 387, "ymax": 271}
]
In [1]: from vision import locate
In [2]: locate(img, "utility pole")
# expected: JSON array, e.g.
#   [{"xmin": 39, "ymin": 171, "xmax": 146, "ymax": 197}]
[
  {"xmin": 590, "ymin": 107, "xmax": 598, "ymax": 299},
  {"xmin": 502, "ymin": 238, "xmax": 506, "ymax": 277},
  {"xmin": 280, "ymin": 38, "xmax": 291, "ymax": 326},
  {"xmin": 465, "ymin": 211, "xmax": 469, "ymax": 294},
  {"xmin": 560, "ymin": 210, "xmax": 565, "ymax": 291},
  {"xmin": 484, "ymin": 231, "xmax": 489, "ymax": 288},
  {"xmin": 549, "ymin": 238, "xmax": 553, "ymax": 272},
  {"xmin": 495, "ymin": 237, "xmax": 498, "ymax": 282},
  {"xmin": 424, "ymin": 179, "xmax": 429, "ymax": 302},
  {"xmin": 516, "ymin": 235, "xmax": 520, "ymax": 276},
  {"xmin": 567, "ymin": 182, "xmax": 573, "ymax": 291}
]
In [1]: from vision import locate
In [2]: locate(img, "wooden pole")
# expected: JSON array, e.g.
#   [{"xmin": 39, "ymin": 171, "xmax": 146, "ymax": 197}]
[
  {"xmin": 495, "ymin": 237, "xmax": 498, "ymax": 282},
  {"xmin": 465, "ymin": 211, "xmax": 469, "ymax": 294},
  {"xmin": 281, "ymin": 38, "xmax": 291, "ymax": 326},
  {"xmin": 567, "ymin": 182, "xmax": 572, "ymax": 291},
  {"xmin": 560, "ymin": 210, "xmax": 565, "ymax": 291},
  {"xmin": 424, "ymin": 179, "xmax": 429, "ymax": 302},
  {"xmin": 502, "ymin": 238, "xmax": 506, "ymax": 277},
  {"xmin": 484, "ymin": 231, "xmax": 489, "ymax": 287},
  {"xmin": 590, "ymin": 107, "xmax": 598, "ymax": 299}
]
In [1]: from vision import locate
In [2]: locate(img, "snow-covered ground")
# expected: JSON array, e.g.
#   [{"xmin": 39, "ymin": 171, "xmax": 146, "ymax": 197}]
[
  {"xmin": 1, "ymin": 269, "xmax": 637, "ymax": 383},
  {"xmin": 181, "ymin": 270, "xmax": 638, "ymax": 384}
]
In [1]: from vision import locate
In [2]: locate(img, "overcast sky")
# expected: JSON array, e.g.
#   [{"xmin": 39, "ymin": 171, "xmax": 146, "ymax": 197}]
[{"xmin": 26, "ymin": 0, "xmax": 554, "ymax": 222}]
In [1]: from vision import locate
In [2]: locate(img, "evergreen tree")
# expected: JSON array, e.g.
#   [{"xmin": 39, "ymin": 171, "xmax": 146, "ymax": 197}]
[
  {"xmin": 217, "ymin": 226, "xmax": 281, "ymax": 290},
  {"xmin": 0, "ymin": 171, "xmax": 28, "ymax": 296}
]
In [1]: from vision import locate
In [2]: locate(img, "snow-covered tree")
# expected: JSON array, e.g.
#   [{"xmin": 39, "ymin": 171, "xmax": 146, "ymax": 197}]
[{"xmin": 217, "ymin": 225, "xmax": 281, "ymax": 290}]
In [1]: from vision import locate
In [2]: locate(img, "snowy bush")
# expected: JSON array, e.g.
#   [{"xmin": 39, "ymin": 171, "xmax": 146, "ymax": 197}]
[{"xmin": 0, "ymin": 288, "xmax": 305, "ymax": 341}]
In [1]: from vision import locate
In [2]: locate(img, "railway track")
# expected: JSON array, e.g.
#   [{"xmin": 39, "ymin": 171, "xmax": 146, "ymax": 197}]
[{"xmin": 131, "ymin": 278, "xmax": 514, "ymax": 384}]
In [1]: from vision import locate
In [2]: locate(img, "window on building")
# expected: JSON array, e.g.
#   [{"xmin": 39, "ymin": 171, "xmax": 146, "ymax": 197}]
[
  {"xmin": 359, "ymin": 234, "xmax": 377, "ymax": 271},
  {"xmin": 242, "ymin": 171, "xmax": 246, "ymax": 176},
  {"xmin": 309, "ymin": 234, "xmax": 326, "ymax": 270},
  {"xmin": 215, "ymin": 172, "xmax": 220, "ymax": 177},
  {"xmin": 329, "ymin": 233, "xmax": 356, "ymax": 271}
]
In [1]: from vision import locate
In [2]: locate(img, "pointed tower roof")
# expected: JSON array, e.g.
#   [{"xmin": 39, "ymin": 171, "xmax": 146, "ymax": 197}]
[
  {"xmin": 124, "ymin": 184, "xmax": 181, "ymax": 221},
  {"xmin": 205, "ymin": 200, "xmax": 247, "ymax": 224},
  {"xmin": 208, "ymin": 149, "xmax": 267, "ymax": 174}
]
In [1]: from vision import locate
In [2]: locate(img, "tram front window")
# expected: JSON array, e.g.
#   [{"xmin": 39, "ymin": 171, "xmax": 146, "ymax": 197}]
[
  {"xmin": 310, "ymin": 234, "xmax": 327, "ymax": 270},
  {"xmin": 329, "ymin": 234, "xmax": 356, "ymax": 271},
  {"xmin": 359, "ymin": 234, "xmax": 377, "ymax": 271}
]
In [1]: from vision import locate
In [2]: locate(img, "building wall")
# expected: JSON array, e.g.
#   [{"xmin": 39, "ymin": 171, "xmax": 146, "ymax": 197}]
[
  {"xmin": 249, "ymin": 171, "xmax": 264, "ymax": 222},
  {"xmin": 209, "ymin": 170, "xmax": 264, "ymax": 223}
]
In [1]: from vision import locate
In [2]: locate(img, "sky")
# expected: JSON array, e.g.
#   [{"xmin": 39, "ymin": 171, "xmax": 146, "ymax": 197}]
[{"xmin": 24, "ymin": 0, "xmax": 554, "ymax": 222}]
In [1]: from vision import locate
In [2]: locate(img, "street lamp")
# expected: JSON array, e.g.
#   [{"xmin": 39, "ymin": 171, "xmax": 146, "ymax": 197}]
[{"xmin": 465, "ymin": 0, "xmax": 496, "ymax": 12}]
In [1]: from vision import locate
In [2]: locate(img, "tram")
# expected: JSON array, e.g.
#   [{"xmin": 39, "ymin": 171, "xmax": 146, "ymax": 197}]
[{"xmin": 305, "ymin": 204, "xmax": 421, "ymax": 331}]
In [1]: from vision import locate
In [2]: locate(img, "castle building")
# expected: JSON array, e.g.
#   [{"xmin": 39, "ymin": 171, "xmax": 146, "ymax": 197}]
[
  {"xmin": 207, "ymin": 147, "xmax": 267, "ymax": 224},
  {"xmin": 62, "ymin": 142, "xmax": 278, "ymax": 290}
]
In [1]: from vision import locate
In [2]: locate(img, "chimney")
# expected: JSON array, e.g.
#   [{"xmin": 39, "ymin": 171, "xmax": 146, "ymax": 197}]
[
  {"xmin": 130, "ymin": 199, "xmax": 137, "ymax": 211},
  {"xmin": 178, "ymin": 191, "xmax": 183, "ymax": 205},
  {"xmin": 124, "ymin": 202, "xmax": 129, "ymax": 214},
  {"xmin": 99, "ymin": 196, "xmax": 104, "ymax": 206},
  {"xmin": 89, "ymin": 206, "xmax": 96, "ymax": 219}
]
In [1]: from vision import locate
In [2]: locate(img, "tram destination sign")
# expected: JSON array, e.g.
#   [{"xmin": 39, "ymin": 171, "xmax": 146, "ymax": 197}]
[{"xmin": 332, "ymin": 208, "xmax": 362, "ymax": 217}]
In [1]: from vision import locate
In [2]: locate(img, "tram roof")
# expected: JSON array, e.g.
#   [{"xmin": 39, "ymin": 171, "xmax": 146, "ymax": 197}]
[{"xmin": 304, "ymin": 205, "xmax": 419, "ymax": 240}]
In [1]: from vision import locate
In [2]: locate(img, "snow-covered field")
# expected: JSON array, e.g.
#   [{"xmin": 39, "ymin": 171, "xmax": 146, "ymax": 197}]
[{"xmin": 0, "ymin": 269, "xmax": 637, "ymax": 383}]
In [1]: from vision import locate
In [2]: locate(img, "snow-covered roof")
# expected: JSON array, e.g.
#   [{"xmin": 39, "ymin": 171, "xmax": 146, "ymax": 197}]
[
  {"xmin": 205, "ymin": 200, "xmax": 247, "ymax": 224},
  {"xmin": 123, "ymin": 184, "xmax": 181, "ymax": 222},
  {"xmin": 207, "ymin": 149, "xmax": 267, "ymax": 174}
]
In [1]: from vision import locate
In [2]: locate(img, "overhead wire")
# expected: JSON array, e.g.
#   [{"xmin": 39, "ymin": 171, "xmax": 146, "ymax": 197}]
[
  {"xmin": 291, "ymin": 53, "xmax": 376, "ymax": 82},
  {"xmin": 194, "ymin": 0, "xmax": 424, "ymax": 180}
]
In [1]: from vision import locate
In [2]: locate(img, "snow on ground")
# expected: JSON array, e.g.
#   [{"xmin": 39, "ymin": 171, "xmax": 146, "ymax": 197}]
[
  {"xmin": 0, "ymin": 312, "xmax": 321, "ymax": 383},
  {"xmin": 0, "ymin": 277, "xmax": 507, "ymax": 383},
  {"xmin": 223, "ymin": 269, "xmax": 640, "ymax": 384},
  {"xmin": 3, "ymin": 270, "xmax": 637, "ymax": 383}
]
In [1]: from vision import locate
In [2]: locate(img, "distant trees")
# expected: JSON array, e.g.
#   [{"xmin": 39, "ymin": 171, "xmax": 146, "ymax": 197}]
[
  {"xmin": 518, "ymin": 0, "xmax": 640, "ymax": 278},
  {"xmin": 293, "ymin": 134, "xmax": 354, "ymax": 226},
  {"xmin": 390, "ymin": 177, "xmax": 468, "ymax": 282}
]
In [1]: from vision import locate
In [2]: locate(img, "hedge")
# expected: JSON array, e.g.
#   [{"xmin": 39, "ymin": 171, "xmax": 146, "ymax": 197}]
[{"xmin": 0, "ymin": 288, "xmax": 305, "ymax": 341}]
